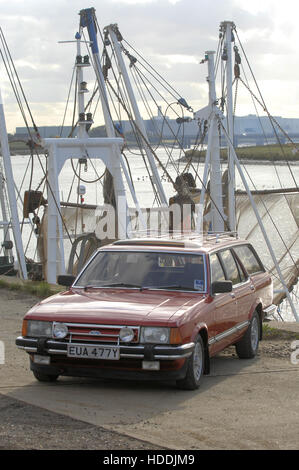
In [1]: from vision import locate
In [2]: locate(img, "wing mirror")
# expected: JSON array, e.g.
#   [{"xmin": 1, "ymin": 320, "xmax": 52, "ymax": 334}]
[
  {"xmin": 211, "ymin": 280, "xmax": 233, "ymax": 295},
  {"xmin": 57, "ymin": 274, "xmax": 76, "ymax": 287}
]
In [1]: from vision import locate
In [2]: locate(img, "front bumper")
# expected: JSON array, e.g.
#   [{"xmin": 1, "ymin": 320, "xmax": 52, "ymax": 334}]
[
  {"xmin": 29, "ymin": 359, "xmax": 189, "ymax": 382},
  {"xmin": 16, "ymin": 336, "xmax": 194, "ymax": 361}
]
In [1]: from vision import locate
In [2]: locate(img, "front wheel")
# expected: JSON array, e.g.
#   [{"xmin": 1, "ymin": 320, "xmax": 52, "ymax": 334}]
[
  {"xmin": 33, "ymin": 370, "xmax": 59, "ymax": 382},
  {"xmin": 176, "ymin": 335, "xmax": 204, "ymax": 390},
  {"xmin": 235, "ymin": 312, "xmax": 260, "ymax": 359}
]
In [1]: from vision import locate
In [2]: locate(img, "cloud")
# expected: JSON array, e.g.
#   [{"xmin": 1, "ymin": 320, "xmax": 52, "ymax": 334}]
[{"xmin": 0, "ymin": 0, "xmax": 297, "ymax": 132}]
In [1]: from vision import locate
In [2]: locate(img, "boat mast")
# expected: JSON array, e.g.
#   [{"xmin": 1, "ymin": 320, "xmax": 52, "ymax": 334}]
[
  {"xmin": 79, "ymin": 8, "xmax": 147, "ymax": 232},
  {"xmin": 75, "ymin": 32, "xmax": 89, "ymax": 141},
  {"xmin": 198, "ymin": 26, "xmax": 298, "ymax": 320},
  {"xmin": 221, "ymin": 21, "xmax": 236, "ymax": 232},
  {"xmin": 44, "ymin": 28, "xmax": 127, "ymax": 283},
  {"xmin": 0, "ymin": 88, "xmax": 27, "ymax": 279},
  {"xmin": 106, "ymin": 24, "xmax": 168, "ymax": 207},
  {"xmin": 206, "ymin": 51, "xmax": 225, "ymax": 232},
  {"xmin": 44, "ymin": 9, "xmax": 150, "ymax": 283}
]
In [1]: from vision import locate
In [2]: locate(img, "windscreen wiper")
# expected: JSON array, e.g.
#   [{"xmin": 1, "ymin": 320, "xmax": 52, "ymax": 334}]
[
  {"xmin": 144, "ymin": 285, "xmax": 196, "ymax": 291},
  {"xmin": 92, "ymin": 282, "xmax": 143, "ymax": 289},
  {"xmin": 83, "ymin": 285, "xmax": 101, "ymax": 291}
]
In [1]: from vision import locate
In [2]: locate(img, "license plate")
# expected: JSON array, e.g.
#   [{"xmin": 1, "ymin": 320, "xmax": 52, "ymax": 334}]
[{"xmin": 67, "ymin": 344, "xmax": 120, "ymax": 360}]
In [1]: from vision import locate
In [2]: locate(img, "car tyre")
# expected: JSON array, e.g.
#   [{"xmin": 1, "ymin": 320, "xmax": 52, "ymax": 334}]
[
  {"xmin": 235, "ymin": 312, "xmax": 260, "ymax": 359},
  {"xmin": 33, "ymin": 370, "xmax": 59, "ymax": 382},
  {"xmin": 176, "ymin": 335, "xmax": 204, "ymax": 390}
]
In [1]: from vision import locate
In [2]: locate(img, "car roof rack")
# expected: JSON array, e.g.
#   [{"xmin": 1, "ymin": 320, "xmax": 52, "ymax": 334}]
[
  {"xmin": 204, "ymin": 231, "xmax": 239, "ymax": 242},
  {"xmin": 112, "ymin": 230, "xmax": 239, "ymax": 248}
]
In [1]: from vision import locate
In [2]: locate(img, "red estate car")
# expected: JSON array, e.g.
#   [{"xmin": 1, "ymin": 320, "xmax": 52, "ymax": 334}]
[{"xmin": 16, "ymin": 235, "xmax": 276, "ymax": 390}]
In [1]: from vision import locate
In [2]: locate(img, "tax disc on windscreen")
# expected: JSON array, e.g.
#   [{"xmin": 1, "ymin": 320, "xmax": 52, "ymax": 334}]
[{"xmin": 77, "ymin": 184, "xmax": 86, "ymax": 195}]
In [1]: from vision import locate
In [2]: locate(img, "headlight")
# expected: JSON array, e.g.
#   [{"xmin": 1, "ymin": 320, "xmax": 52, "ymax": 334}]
[
  {"xmin": 27, "ymin": 320, "xmax": 52, "ymax": 338},
  {"xmin": 140, "ymin": 327, "xmax": 170, "ymax": 344},
  {"xmin": 119, "ymin": 327, "xmax": 135, "ymax": 342},
  {"xmin": 52, "ymin": 322, "xmax": 68, "ymax": 339}
]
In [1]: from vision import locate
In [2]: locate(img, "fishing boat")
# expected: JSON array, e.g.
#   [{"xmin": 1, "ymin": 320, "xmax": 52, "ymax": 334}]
[{"xmin": 0, "ymin": 9, "xmax": 298, "ymax": 321}]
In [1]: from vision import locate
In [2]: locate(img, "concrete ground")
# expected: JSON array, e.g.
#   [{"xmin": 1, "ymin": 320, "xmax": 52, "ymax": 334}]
[{"xmin": 0, "ymin": 287, "xmax": 299, "ymax": 450}]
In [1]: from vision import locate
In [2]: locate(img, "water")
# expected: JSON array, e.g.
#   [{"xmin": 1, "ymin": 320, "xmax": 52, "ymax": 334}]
[
  {"xmin": 3, "ymin": 150, "xmax": 299, "ymax": 321},
  {"xmin": 11, "ymin": 149, "xmax": 299, "ymax": 207}
]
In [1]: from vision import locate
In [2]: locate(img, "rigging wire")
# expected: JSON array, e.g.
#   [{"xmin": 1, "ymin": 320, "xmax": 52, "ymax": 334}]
[
  {"xmin": 122, "ymin": 38, "xmax": 183, "ymax": 102},
  {"xmin": 216, "ymin": 29, "xmax": 299, "ymax": 277},
  {"xmin": 217, "ymin": 28, "xmax": 299, "ymax": 273},
  {"xmin": 230, "ymin": 31, "xmax": 299, "ymax": 245},
  {"xmin": 0, "ymin": 28, "xmax": 40, "ymax": 138},
  {"xmin": 108, "ymin": 67, "xmax": 231, "ymax": 228},
  {"xmin": 219, "ymin": 119, "xmax": 299, "ymax": 277},
  {"xmin": 0, "ymin": 28, "xmax": 66, "ymax": 267},
  {"xmin": 112, "ymin": 47, "xmax": 231, "ymax": 227},
  {"xmin": 130, "ymin": 65, "xmax": 182, "ymax": 172},
  {"xmin": 105, "ymin": 78, "xmax": 162, "ymax": 205},
  {"xmin": 60, "ymin": 62, "xmax": 76, "ymax": 137},
  {"xmin": 234, "ymin": 27, "xmax": 298, "ymax": 189}
]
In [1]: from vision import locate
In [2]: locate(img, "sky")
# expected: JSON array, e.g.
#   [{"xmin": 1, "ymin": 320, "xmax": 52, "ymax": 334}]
[{"xmin": 0, "ymin": 0, "xmax": 299, "ymax": 133}]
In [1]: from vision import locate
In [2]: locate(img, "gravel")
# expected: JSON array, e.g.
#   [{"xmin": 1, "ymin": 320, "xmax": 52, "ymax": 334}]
[{"xmin": 0, "ymin": 395, "xmax": 165, "ymax": 450}]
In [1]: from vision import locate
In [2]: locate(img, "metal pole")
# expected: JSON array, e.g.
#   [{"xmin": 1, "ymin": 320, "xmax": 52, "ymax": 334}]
[
  {"xmin": 0, "ymin": 171, "xmax": 12, "ymax": 260},
  {"xmin": 79, "ymin": 9, "xmax": 131, "ymax": 237},
  {"xmin": 0, "ymin": 88, "xmax": 27, "ymax": 279},
  {"xmin": 79, "ymin": 10, "xmax": 118, "ymax": 139},
  {"xmin": 199, "ymin": 143, "xmax": 210, "ymax": 208},
  {"xmin": 206, "ymin": 51, "xmax": 224, "ymax": 232},
  {"xmin": 222, "ymin": 21, "xmax": 236, "ymax": 231},
  {"xmin": 107, "ymin": 24, "xmax": 168, "ymax": 207},
  {"xmin": 76, "ymin": 32, "xmax": 88, "ymax": 140},
  {"xmin": 119, "ymin": 154, "xmax": 147, "ymax": 231},
  {"xmin": 46, "ymin": 142, "xmax": 66, "ymax": 284}
]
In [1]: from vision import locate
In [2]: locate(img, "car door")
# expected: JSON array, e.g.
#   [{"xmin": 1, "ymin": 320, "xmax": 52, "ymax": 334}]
[
  {"xmin": 208, "ymin": 251, "xmax": 238, "ymax": 354},
  {"xmin": 232, "ymin": 245, "xmax": 259, "ymax": 327},
  {"xmin": 215, "ymin": 249, "xmax": 248, "ymax": 347}
]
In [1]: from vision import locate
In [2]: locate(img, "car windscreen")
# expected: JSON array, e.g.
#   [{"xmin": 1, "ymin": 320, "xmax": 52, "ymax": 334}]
[{"xmin": 75, "ymin": 250, "xmax": 207, "ymax": 292}]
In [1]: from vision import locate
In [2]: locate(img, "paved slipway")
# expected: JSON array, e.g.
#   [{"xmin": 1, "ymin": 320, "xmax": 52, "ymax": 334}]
[{"xmin": 0, "ymin": 287, "xmax": 299, "ymax": 451}]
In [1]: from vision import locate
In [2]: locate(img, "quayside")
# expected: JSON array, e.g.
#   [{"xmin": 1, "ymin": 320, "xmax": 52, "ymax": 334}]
[{"xmin": 0, "ymin": 10, "xmax": 297, "ymax": 320}]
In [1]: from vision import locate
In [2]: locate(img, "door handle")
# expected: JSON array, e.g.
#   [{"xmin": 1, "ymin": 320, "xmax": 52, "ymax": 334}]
[
  {"xmin": 250, "ymin": 285, "xmax": 255, "ymax": 291},
  {"xmin": 230, "ymin": 293, "xmax": 236, "ymax": 299}
]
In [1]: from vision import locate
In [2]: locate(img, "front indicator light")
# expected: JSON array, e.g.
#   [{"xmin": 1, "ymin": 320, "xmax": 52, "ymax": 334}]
[
  {"xmin": 170, "ymin": 328, "xmax": 183, "ymax": 345},
  {"xmin": 22, "ymin": 320, "xmax": 28, "ymax": 337}
]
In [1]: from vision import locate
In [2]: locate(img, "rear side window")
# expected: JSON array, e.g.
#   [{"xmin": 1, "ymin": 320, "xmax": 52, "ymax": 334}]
[
  {"xmin": 218, "ymin": 249, "xmax": 241, "ymax": 285},
  {"xmin": 233, "ymin": 245, "xmax": 264, "ymax": 275},
  {"xmin": 210, "ymin": 254, "xmax": 226, "ymax": 283}
]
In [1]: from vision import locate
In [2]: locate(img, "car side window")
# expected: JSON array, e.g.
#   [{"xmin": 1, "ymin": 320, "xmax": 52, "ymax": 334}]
[
  {"xmin": 234, "ymin": 255, "xmax": 247, "ymax": 282},
  {"xmin": 233, "ymin": 245, "xmax": 264, "ymax": 275},
  {"xmin": 210, "ymin": 254, "xmax": 226, "ymax": 283},
  {"xmin": 218, "ymin": 249, "xmax": 241, "ymax": 285}
]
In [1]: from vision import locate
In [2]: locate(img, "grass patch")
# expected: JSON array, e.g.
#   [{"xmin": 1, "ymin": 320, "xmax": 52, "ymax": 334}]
[
  {"xmin": 262, "ymin": 323, "xmax": 299, "ymax": 340},
  {"xmin": 0, "ymin": 277, "xmax": 63, "ymax": 299},
  {"xmin": 184, "ymin": 144, "xmax": 299, "ymax": 162}
]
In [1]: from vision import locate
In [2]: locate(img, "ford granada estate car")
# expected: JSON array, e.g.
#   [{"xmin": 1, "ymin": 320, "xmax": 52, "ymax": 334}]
[{"xmin": 16, "ymin": 234, "xmax": 276, "ymax": 390}]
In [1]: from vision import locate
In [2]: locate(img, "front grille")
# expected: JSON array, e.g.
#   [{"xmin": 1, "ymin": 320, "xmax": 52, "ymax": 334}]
[{"xmin": 65, "ymin": 323, "xmax": 140, "ymax": 344}]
